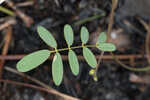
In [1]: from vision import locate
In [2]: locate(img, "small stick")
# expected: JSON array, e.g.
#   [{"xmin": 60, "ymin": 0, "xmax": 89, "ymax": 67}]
[
  {"xmin": 0, "ymin": 54, "xmax": 145, "ymax": 60},
  {"xmin": 6, "ymin": 0, "xmax": 34, "ymax": 27},
  {"xmin": 0, "ymin": 26, "xmax": 12, "ymax": 79},
  {"xmin": 0, "ymin": 79, "xmax": 80, "ymax": 100},
  {"xmin": 15, "ymin": 1, "xmax": 34, "ymax": 7},
  {"xmin": 4, "ymin": 66, "xmax": 80, "ymax": 100},
  {"xmin": 138, "ymin": 18, "xmax": 150, "ymax": 64},
  {"xmin": 0, "ymin": 18, "xmax": 16, "ymax": 30}
]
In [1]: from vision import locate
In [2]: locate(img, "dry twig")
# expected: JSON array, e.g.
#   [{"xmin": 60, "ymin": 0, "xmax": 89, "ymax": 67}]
[
  {"xmin": 0, "ymin": 79, "xmax": 79, "ymax": 100},
  {"xmin": 4, "ymin": 66, "xmax": 80, "ymax": 100},
  {"xmin": 0, "ymin": 26, "xmax": 12, "ymax": 79},
  {"xmin": 0, "ymin": 18, "xmax": 16, "ymax": 30},
  {"xmin": 5, "ymin": 0, "xmax": 34, "ymax": 27},
  {"xmin": 138, "ymin": 18, "xmax": 150, "ymax": 64}
]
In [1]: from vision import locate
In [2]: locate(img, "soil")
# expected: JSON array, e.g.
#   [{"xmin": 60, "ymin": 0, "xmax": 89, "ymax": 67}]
[{"xmin": 0, "ymin": 0, "xmax": 150, "ymax": 100}]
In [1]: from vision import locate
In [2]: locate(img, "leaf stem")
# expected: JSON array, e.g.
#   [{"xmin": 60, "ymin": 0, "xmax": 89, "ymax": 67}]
[{"xmin": 50, "ymin": 44, "xmax": 97, "ymax": 53}]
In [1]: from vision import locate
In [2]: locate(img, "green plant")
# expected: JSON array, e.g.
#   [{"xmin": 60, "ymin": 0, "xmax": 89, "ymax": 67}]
[{"xmin": 16, "ymin": 24, "xmax": 116, "ymax": 86}]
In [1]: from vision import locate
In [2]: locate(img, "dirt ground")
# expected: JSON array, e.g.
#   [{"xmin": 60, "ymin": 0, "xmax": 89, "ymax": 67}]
[{"xmin": 0, "ymin": 0, "xmax": 150, "ymax": 100}]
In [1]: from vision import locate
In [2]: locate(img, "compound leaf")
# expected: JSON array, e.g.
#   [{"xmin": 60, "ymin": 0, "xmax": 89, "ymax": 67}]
[
  {"xmin": 64, "ymin": 24, "xmax": 74, "ymax": 46},
  {"xmin": 52, "ymin": 52, "xmax": 63, "ymax": 86},
  {"xmin": 97, "ymin": 32, "xmax": 107, "ymax": 43},
  {"xmin": 68, "ymin": 50, "xmax": 79, "ymax": 76},
  {"xmin": 81, "ymin": 26, "xmax": 89, "ymax": 44},
  {"xmin": 37, "ymin": 26, "xmax": 57, "ymax": 48},
  {"xmin": 83, "ymin": 47, "xmax": 97, "ymax": 68},
  {"xmin": 17, "ymin": 50, "xmax": 50, "ymax": 72},
  {"xmin": 97, "ymin": 43, "xmax": 116, "ymax": 51}
]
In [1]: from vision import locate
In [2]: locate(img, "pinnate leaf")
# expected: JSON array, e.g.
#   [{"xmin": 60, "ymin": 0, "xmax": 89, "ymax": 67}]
[
  {"xmin": 83, "ymin": 47, "xmax": 97, "ymax": 68},
  {"xmin": 97, "ymin": 43, "xmax": 116, "ymax": 51},
  {"xmin": 17, "ymin": 50, "xmax": 50, "ymax": 72},
  {"xmin": 68, "ymin": 50, "xmax": 79, "ymax": 75},
  {"xmin": 81, "ymin": 26, "xmax": 89, "ymax": 44},
  {"xmin": 37, "ymin": 26, "xmax": 57, "ymax": 48},
  {"xmin": 52, "ymin": 53, "xmax": 63, "ymax": 86},
  {"xmin": 64, "ymin": 24, "xmax": 74, "ymax": 46}
]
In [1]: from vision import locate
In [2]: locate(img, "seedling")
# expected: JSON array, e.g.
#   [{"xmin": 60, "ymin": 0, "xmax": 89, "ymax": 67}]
[{"xmin": 16, "ymin": 24, "xmax": 116, "ymax": 86}]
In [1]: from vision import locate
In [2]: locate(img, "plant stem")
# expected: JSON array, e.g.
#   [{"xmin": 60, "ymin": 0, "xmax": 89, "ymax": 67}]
[
  {"xmin": 74, "ymin": 13, "xmax": 106, "ymax": 26},
  {"xmin": 50, "ymin": 44, "xmax": 97, "ymax": 53},
  {"xmin": 0, "ymin": 6, "xmax": 15, "ymax": 16}
]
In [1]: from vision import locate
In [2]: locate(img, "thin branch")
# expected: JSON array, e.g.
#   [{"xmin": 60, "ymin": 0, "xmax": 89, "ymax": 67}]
[
  {"xmin": 138, "ymin": 18, "xmax": 150, "ymax": 64},
  {"xmin": 0, "ymin": 54, "xmax": 145, "ymax": 60},
  {"xmin": 5, "ymin": 0, "xmax": 34, "ymax": 27},
  {"xmin": 4, "ymin": 66, "xmax": 80, "ymax": 100},
  {"xmin": 0, "ymin": 26, "xmax": 12, "ymax": 79},
  {"xmin": 0, "ymin": 79, "xmax": 80, "ymax": 100}
]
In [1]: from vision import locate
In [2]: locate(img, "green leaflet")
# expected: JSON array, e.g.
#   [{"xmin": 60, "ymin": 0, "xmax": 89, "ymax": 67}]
[
  {"xmin": 64, "ymin": 24, "xmax": 74, "ymax": 46},
  {"xmin": 81, "ymin": 26, "xmax": 89, "ymax": 44},
  {"xmin": 37, "ymin": 26, "xmax": 57, "ymax": 48},
  {"xmin": 97, "ymin": 43, "xmax": 116, "ymax": 51},
  {"xmin": 52, "ymin": 52, "xmax": 63, "ymax": 86},
  {"xmin": 97, "ymin": 32, "xmax": 107, "ymax": 43},
  {"xmin": 68, "ymin": 50, "xmax": 79, "ymax": 76},
  {"xmin": 83, "ymin": 47, "xmax": 97, "ymax": 68},
  {"xmin": 17, "ymin": 50, "xmax": 50, "ymax": 72}
]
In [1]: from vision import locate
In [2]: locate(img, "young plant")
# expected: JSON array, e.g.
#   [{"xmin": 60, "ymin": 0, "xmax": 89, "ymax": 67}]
[{"xmin": 16, "ymin": 24, "xmax": 116, "ymax": 86}]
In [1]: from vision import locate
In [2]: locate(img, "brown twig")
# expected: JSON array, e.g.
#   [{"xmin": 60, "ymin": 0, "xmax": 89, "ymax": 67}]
[
  {"xmin": 0, "ymin": 18, "xmax": 16, "ymax": 30},
  {"xmin": 0, "ymin": 54, "xmax": 147, "ymax": 66},
  {"xmin": 4, "ymin": 66, "xmax": 80, "ymax": 100},
  {"xmin": 0, "ymin": 26, "xmax": 12, "ymax": 79},
  {"xmin": 5, "ymin": 0, "xmax": 34, "ymax": 27},
  {"xmin": 107, "ymin": 0, "xmax": 118, "ymax": 40},
  {"xmin": 129, "ymin": 73, "xmax": 150, "ymax": 84},
  {"xmin": 138, "ymin": 18, "xmax": 150, "ymax": 64},
  {"xmin": 4, "ymin": 66, "xmax": 52, "ymax": 90},
  {"xmin": 0, "ymin": 54, "xmax": 145, "ymax": 60},
  {"xmin": 0, "ymin": 79, "xmax": 80, "ymax": 100},
  {"xmin": 15, "ymin": 1, "xmax": 34, "ymax": 7},
  {"xmin": 144, "ymin": 23, "xmax": 150, "ymax": 64}
]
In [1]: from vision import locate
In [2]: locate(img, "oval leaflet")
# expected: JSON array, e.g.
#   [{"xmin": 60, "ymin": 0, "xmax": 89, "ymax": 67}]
[
  {"xmin": 52, "ymin": 53, "xmax": 63, "ymax": 86},
  {"xmin": 81, "ymin": 26, "xmax": 89, "ymax": 44},
  {"xmin": 97, "ymin": 32, "xmax": 107, "ymax": 43},
  {"xmin": 17, "ymin": 50, "xmax": 50, "ymax": 72},
  {"xmin": 97, "ymin": 43, "xmax": 116, "ymax": 51},
  {"xmin": 37, "ymin": 26, "xmax": 57, "ymax": 48},
  {"xmin": 68, "ymin": 50, "xmax": 79, "ymax": 76},
  {"xmin": 83, "ymin": 47, "xmax": 97, "ymax": 68},
  {"xmin": 64, "ymin": 24, "xmax": 74, "ymax": 46}
]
